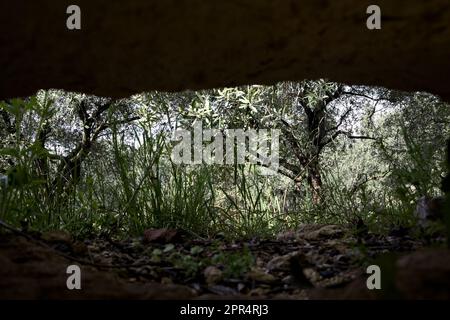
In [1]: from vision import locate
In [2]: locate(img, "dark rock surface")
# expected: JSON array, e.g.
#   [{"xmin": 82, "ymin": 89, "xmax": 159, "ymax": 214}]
[{"xmin": 1, "ymin": 1, "xmax": 450, "ymax": 99}]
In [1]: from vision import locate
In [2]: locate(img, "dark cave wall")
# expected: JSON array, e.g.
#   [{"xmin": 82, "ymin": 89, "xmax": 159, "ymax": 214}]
[{"xmin": 1, "ymin": 0, "xmax": 450, "ymax": 99}]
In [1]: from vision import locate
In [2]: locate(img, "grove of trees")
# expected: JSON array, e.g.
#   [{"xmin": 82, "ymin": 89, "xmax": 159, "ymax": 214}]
[{"xmin": 1, "ymin": 80, "xmax": 449, "ymax": 238}]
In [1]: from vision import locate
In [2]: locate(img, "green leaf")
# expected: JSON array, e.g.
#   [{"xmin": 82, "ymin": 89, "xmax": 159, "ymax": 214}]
[
  {"xmin": 190, "ymin": 246, "xmax": 203, "ymax": 255},
  {"xmin": 163, "ymin": 243, "xmax": 175, "ymax": 253}
]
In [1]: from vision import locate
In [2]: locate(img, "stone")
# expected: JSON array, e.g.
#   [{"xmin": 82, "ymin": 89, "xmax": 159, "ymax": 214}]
[
  {"xmin": 1, "ymin": 1, "xmax": 450, "ymax": 100},
  {"xmin": 143, "ymin": 228, "xmax": 179, "ymax": 243},
  {"xmin": 42, "ymin": 230, "xmax": 73, "ymax": 243},
  {"xmin": 266, "ymin": 252, "xmax": 299, "ymax": 272},
  {"xmin": 298, "ymin": 224, "xmax": 345, "ymax": 241},
  {"xmin": 396, "ymin": 249, "xmax": 450, "ymax": 299},
  {"xmin": 204, "ymin": 266, "xmax": 223, "ymax": 286},
  {"xmin": 247, "ymin": 267, "xmax": 277, "ymax": 283}
]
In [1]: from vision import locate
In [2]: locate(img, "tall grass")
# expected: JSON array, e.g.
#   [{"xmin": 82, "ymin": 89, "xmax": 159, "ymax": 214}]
[
  {"xmin": 1, "ymin": 95, "xmax": 447, "ymax": 239},
  {"xmin": 216, "ymin": 164, "xmax": 285, "ymax": 238},
  {"xmin": 0, "ymin": 114, "xmax": 290, "ymax": 239}
]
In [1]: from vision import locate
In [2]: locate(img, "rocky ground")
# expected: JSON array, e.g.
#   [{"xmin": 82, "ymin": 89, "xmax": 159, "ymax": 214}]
[{"xmin": 0, "ymin": 224, "xmax": 449, "ymax": 300}]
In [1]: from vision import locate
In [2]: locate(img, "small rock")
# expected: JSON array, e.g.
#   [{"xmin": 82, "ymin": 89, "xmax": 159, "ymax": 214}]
[
  {"xmin": 208, "ymin": 285, "xmax": 238, "ymax": 296},
  {"xmin": 42, "ymin": 230, "xmax": 72, "ymax": 243},
  {"xmin": 266, "ymin": 252, "xmax": 299, "ymax": 271},
  {"xmin": 303, "ymin": 268, "xmax": 322, "ymax": 286},
  {"xmin": 300, "ymin": 224, "xmax": 344, "ymax": 241},
  {"xmin": 247, "ymin": 267, "xmax": 276, "ymax": 283},
  {"xmin": 248, "ymin": 287, "xmax": 269, "ymax": 296},
  {"xmin": 71, "ymin": 241, "xmax": 88, "ymax": 255},
  {"xmin": 143, "ymin": 229, "xmax": 179, "ymax": 243},
  {"xmin": 161, "ymin": 277, "xmax": 173, "ymax": 285},
  {"xmin": 276, "ymin": 230, "xmax": 297, "ymax": 241},
  {"xmin": 237, "ymin": 283, "xmax": 246, "ymax": 292},
  {"xmin": 204, "ymin": 266, "xmax": 223, "ymax": 285},
  {"xmin": 282, "ymin": 275, "xmax": 295, "ymax": 284},
  {"xmin": 319, "ymin": 270, "xmax": 335, "ymax": 278}
]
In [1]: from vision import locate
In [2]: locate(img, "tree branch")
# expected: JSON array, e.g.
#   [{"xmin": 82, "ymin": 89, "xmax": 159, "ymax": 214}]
[
  {"xmin": 326, "ymin": 107, "xmax": 352, "ymax": 133},
  {"xmin": 320, "ymin": 130, "xmax": 377, "ymax": 150},
  {"xmin": 342, "ymin": 91, "xmax": 391, "ymax": 102}
]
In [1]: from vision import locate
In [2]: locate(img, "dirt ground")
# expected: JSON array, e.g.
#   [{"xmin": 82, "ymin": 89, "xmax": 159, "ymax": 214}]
[{"xmin": 1, "ymin": 224, "xmax": 449, "ymax": 300}]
